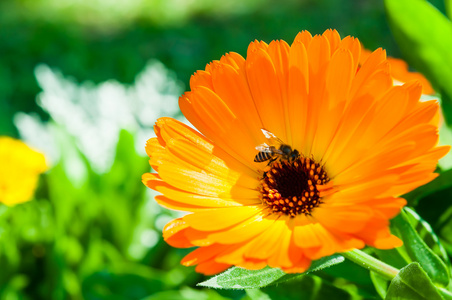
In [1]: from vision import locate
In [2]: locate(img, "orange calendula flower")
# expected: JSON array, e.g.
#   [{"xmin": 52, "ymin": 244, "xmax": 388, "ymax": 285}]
[
  {"xmin": 0, "ymin": 137, "xmax": 47, "ymax": 205},
  {"xmin": 360, "ymin": 47, "xmax": 435, "ymax": 95},
  {"xmin": 142, "ymin": 29, "xmax": 449, "ymax": 275}
]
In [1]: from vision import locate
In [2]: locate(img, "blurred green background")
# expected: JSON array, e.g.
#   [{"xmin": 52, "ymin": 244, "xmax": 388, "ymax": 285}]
[{"xmin": 0, "ymin": 0, "xmax": 450, "ymax": 299}]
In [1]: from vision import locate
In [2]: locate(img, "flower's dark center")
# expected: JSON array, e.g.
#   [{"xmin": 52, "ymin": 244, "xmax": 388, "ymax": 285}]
[{"xmin": 259, "ymin": 157, "xmax": 329, "ymax": 217}]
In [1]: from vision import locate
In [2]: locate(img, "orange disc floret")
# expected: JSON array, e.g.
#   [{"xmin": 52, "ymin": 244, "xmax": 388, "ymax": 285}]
[{"xmin": 142, "ymin": 29, "xmax": 449, "ymax": 275}]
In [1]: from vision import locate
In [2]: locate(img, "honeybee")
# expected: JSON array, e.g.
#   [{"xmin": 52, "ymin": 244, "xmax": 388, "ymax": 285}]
[{"xmin": 254, "ymin": 129, "xmax": 300, "ymax": 163}]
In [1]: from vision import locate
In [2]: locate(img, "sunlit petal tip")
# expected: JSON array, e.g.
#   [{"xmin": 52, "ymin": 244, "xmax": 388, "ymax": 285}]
[
  {"xmin": 162, "ymin": 218, "xmax": 188, "ymax": 237},
  {"xmin": 143, "ymin": 29, "xmax": 449, "ymax": 274},
  {"xmin": 141, "ymin": 172, "xmax": 159, "ymax": 186},
  {"xmin": 361, "ymin": 45, "xmax": 435, "ymax": 95},
  {"xmin": 442, "ymin": 145, "xmax": 452, "ymax": 153},
  {"xmin": 293, "ymin": 30, "xmax": 313, "ymax": 46}
]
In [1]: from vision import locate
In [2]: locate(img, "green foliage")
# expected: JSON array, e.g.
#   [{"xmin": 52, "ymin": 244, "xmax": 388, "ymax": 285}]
[
  {"xmin": 141, "ymin": 287, "xmax": 231, "ymax": 300},
  {"xmin": 322, "ymin": 256, "xmax": 378, "ymax": 298},
  {"xmin": 370, "ymin": 272, "xmax": 388, "ymax": 299},
  {"xmin": 390, "ymin": 209, "xmax": 450, "ymax": 286},
  {"xmin": 403, "ymin": 169, "xmax": 452, "ymax": 206},
  {"xmin": 447, "ymin": 0, "xmax": 452, "ymax": 18},
  {"xmin": 0, "ymin": 129, "xmax": 196, "ymax": 299},
  {"xmin": 386, "ymin": 263, "xmax": 444, "ymax": 300},
  {"xmin": 404, "ymin": 207, "xmax": 450, "ymax": 266},
  {"xmin": 198, "ymin": 255, "xmax": 344, "ymax": 289},
  {"xmin": 372, "ymin": 206, "xmax": 452, "ymax": 299},
  {"xmin": 248, "ymin": 275, "xmax": 356, "ymax": 300}
]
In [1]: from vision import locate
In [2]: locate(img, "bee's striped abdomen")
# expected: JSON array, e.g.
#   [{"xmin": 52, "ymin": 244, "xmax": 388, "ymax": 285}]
[{"xmin": 254, "ymin": 151, "xmax": 272, "ymax": 162}]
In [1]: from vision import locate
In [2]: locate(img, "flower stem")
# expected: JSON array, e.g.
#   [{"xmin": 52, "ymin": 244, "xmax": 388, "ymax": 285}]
[{"xmin": 341, "ymin": 249, "xmax": 399, "ymax": 281}]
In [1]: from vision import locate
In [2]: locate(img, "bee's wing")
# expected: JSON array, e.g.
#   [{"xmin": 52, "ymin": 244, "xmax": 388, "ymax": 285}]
[
  {"xmin": 255, "ymin": 143, "xmax": 284, "ymax": 154},
  {"xmin": 255, "ymin": 143, "xmax": 272, "ymax": 152},
  {"xmin": 261, "ymin": 128, "xmax": 285, "ymax": 147}
]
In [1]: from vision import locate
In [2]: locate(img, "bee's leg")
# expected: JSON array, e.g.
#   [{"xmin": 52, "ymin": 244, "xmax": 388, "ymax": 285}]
[
  {"xmin": 291, "ymin": 150, "xmax": 300, "ymax": 161},
  {"xmin": 268, "ymin": 157, "xmax": 277, "ymax": 166},
  {"xmin": 262, "ymin": 159, "xmax": 276, "ymax": 179}
]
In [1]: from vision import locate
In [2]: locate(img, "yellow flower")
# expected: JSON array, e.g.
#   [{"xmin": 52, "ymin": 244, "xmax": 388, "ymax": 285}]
[
  {"xmin": 0, "ymin": 137, "xmax": 47, "ymax": 205},
  {"xmin": 143, "ymin": 29, "xmax": 449, "ymax": 274}
]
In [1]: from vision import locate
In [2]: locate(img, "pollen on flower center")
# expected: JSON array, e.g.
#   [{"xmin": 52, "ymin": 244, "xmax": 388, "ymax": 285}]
[{"xmin": 259, "ymin": 157, "xmax": 329, "ymax": 217}]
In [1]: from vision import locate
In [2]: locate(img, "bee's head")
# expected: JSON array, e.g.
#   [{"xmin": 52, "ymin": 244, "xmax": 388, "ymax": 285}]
[{"xmin": 290, "ymin": 149, "xmax": 300, "ymax": 160}]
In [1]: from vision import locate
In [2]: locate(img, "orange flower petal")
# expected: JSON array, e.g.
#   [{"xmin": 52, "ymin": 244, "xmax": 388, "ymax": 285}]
[
  {"xmin": 243, "ymin": 215, "xmax": 285, "ymax": 260},
  {"xmin": 183, "ymin": 206, "xmax": 263, "ymax": 231},
  {"xmin": 246, "ymin": 45, "xmax": 287, "ymax": 142},
  {"xmin": 195, "ymin": 261, "xmax": 232, "ymax": 275},
  {"xmin": 313, "ymin": 205, "xmax": 373, "ymax": 233},
  {"xmin": 181, "ymin": 244, "xmax": 229, "ymax": 266},
  {"xmin": 267, "ymin": 220, "xmax": 294, "ymax": 268},
  {"xmin": 287, "ymin": 40, "xmax": 309, "ymax": 151},
  {"xmin": 209, "ymin": 61, "xmax": 263, "ymax": 145},
  {"xmin": 155, "ymin": 185, "xmax": 258, "ymax": 209},
  {"xmin": 322, "ymin": 29, "xmax": 341, "ymax": 52},
  {"xmin": 162, "ymin": 218, "xmax": 193, "ymax": 248},
  {"xmin": 207, "ymin": 212, "xmax": 276, "ymax": 244},
  {"xmin": 311, "ymin": 48, "xmax": 353, "ymax": 161},
  {"xmin": 158, "ymin": 161, "xmax": 258, "ymax": 198}
]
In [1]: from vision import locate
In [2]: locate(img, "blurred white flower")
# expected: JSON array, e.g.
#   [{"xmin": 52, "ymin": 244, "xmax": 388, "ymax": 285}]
[{"xmin": 15, "ymin": 60, "xmax": 184, "ymax": 175}]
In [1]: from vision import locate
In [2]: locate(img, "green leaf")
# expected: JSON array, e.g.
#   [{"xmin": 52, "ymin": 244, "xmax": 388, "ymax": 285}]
[
  {"xmin": 391, "ymin": 210, "xmax": 450, "ymax": 286},
  {"xmin": 245, "ymin": 289, "xmax": 272, "ymax": 300},
  {"xmin": 438, "ymin": 125, "xmax": 452, "ymax": 170},
  {"xmin": 324, "ymin": 256, "xmax": 374, "ymax": 285},
  {"xmin": 140, "ymin": 287, "xmax": 231, "ymax": 300},
  {"xmin": 403, "ymin": 207, "xmax": 450, "ymax": 266},
  {"xmin": 446, "ymin": 0, "xmax": 452, "ymax": 20},
  {"xmin": 323, "ymin": 257, "xmax": 380, "ymax": 298},
  {"xmin": 403, "ymin": 169, "xmax": 452, "ymax": 206},
  {"xmin": 385, "ymin": 0, "xmax": 452, "ymax": 125},
  {"xmin": 414, "ymin": 185, "xmax": 452, "ymax": 248},
  {"xmin": 260, "ymin": 274, "xmax": 355, "ymax": 300},
  {"xmin": 374, "ymin": 248, "xmax": 410, "ymax": 270},
  {"xmin": 0, "ymin": 99, "xmax": 15, "ymax": 136},
  {"xmin": 440, "ymin": 289, "xmax": 452, "ymax": 300},
  {"xmin": 374, "ymin": 205, "xmax": 452, "ymax": 290},
  {"xmin": 82, "ymin": 269, "xmax": 165, "ymax": 299},
  {"xmin": 197, "ymin": 254, "xmax": 344, "ymax": 289},
  {"xmin": 386, "ymin": 262, "xmax": 443, "ymax": 300},
  {"xmin": 370, "ymin": 271, "xmax": 388, "ymax": 299}
]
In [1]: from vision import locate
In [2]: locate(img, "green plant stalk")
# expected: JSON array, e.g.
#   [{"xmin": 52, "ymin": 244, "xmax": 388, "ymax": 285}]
[
  {"xmin": 341, "ymin": 249, "xmax": 399, "ymax": 281},
  {"xmin": 342, "ymin": 249, "xmax": 452, "ymax": 298}
]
